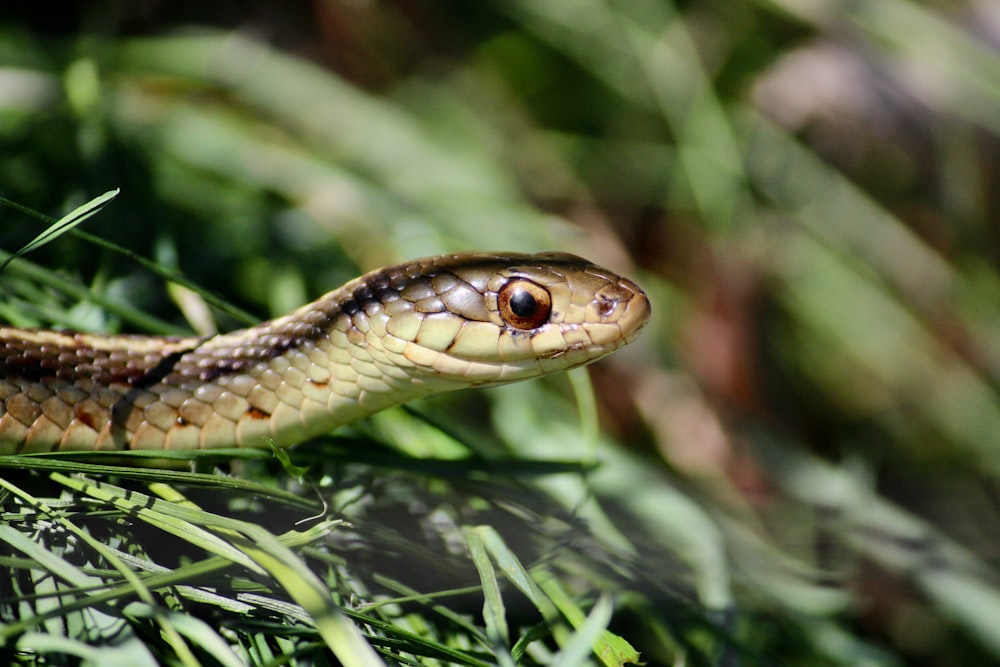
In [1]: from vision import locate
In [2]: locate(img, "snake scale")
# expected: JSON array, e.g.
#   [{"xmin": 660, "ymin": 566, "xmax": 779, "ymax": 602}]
[{"xmin": 0, "ymin": 252, "xmax": 650, "ymax": 455}]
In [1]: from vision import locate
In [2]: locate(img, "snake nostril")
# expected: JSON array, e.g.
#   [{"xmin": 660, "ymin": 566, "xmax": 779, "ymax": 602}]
[{"xmin": 597, "ymin": 296, "xmax": 618, "ymax": 318}]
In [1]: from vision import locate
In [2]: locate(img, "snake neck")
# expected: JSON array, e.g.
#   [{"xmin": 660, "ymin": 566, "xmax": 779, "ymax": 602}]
[{"xmin": 143, "ymin": 277, "xmax": 457, "ymax": 449}]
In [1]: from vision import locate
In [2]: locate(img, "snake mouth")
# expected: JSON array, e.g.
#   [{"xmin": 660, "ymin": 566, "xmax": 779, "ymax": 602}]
[
  {"xmin": 538, "ymin": 341, "xmax": 618, "ymax": 361},
  {"xmin": 538, "ymin": 319, "xmax": 646, "ymax": 361}
]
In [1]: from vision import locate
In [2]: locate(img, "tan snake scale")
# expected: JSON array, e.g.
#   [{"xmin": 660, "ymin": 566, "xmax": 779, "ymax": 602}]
[{"xmin": 0, "ymin": 252, "xmax": 650, "ymax": 455}]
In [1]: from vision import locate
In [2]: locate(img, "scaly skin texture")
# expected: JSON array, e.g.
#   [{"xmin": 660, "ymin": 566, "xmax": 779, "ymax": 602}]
[{"xmin": 0, "ymin": 252, "xmax": 650, "ymax": 454}]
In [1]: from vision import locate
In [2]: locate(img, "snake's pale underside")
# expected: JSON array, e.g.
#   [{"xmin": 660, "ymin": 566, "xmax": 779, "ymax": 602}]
[{"xmin": 0, "ymin": 252, "xmax": 650, "ymax": 455}]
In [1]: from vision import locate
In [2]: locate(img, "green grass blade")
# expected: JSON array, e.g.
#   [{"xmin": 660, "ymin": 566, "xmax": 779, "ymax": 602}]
[
  {"xmin": 15, "ymin": 632, "xmax": 158, "ymax": 667},
  {"xmin": 464, "ymin": 527, "xmax": 511, "ymax": 653},
  {"xmin": 50, "ymin": 473, "xmax": 268, "ymax": 576},
  {"xmin": 0, "ymin": 189, "xmax": 119, "ymax": 273},
  {"xmin": 0, "ymin": 524, "xmax": 102, "ymax": 589},
  {"xmin": 134, "ymin": 606, "xmax": 247, "ymax": 667},
  {"xmin": 0, "ymin": 247, "xmax": 188, "ymax": 335},
  {"xmin": 539, "ymin": 577, "xmax": 640, "ymax": 667},
  {"xmin": 550, "ymin": 595, "xmax": 613, "ymax": 667},
  {"xmin": 0, "ymin": 454, "xmax": 317, "ymax": 509}
]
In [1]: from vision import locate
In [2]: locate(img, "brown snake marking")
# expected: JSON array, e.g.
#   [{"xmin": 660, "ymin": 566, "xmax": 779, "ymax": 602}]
[{"xmin": 0, "ymin": 252, "xmax": 650, "ymax": 456}]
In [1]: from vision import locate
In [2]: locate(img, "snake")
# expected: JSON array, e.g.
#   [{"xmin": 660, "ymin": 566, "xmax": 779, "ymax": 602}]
[{"xmin": 0, "ymin": 252, "xmax": 649, "ymax": 455}]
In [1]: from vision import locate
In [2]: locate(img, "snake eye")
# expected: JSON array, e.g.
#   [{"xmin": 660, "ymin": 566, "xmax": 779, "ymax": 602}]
[{"xmin": 498, "ymin": 279, "xmax": 552, "ymax": 330}]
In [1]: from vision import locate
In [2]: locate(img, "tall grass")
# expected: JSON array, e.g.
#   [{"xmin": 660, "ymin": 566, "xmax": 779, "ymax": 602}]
[{"xmin": 1, "ymin": 1, "xmax": 1000, "ymax": 665}]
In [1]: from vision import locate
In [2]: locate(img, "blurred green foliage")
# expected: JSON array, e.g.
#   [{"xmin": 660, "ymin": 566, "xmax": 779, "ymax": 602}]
[{"xmin": 3, "ymin": 1, "xmax": 1000, "ymax": 665}]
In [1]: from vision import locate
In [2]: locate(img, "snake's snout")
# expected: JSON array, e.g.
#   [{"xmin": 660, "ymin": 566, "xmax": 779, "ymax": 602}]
[
  {"xmin": 571, "ymin": 274, "xmax": 650, "ymax": 355},
  {"xmin": 622, "ymin": 278, "xmax": 652, "ymax": 337},
  {"xmin": 599, "ymin": 277, "xmax": 650, "ymax": 334}
]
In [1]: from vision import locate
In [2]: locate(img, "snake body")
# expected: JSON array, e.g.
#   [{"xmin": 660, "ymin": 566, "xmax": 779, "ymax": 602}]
[{"xmin": 0, "ymin": 252, "xmax": 649, "ymax": 455}]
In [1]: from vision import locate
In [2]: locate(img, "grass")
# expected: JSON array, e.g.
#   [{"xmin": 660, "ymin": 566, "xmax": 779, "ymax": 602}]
[
  {"xmin": 3, "ymin": 1, "xmax": 1000, "ymax": 665},
  {"xmin": 0, "ymin": 206, "xmax": 665, "ymax": 665},
  {"xmin": 0, "ymin": 390, "xmax": 653, "ymax": 666}
]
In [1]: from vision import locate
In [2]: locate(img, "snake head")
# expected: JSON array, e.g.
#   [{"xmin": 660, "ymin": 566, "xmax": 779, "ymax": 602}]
[{"xmin": 378, "ymin": 252, "xmax": 651, "ymax": 386}]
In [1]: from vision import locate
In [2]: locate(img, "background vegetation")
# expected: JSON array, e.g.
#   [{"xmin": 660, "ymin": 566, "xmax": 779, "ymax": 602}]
[{"xmin": 1, "ymin": 1, "xmax": 1000, "ymax": 665}]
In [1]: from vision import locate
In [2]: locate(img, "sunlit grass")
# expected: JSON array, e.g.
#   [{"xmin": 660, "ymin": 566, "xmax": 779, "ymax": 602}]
[{"xmin": 2, "ymin": 0, "xmax": 1000, "ymax": 664}]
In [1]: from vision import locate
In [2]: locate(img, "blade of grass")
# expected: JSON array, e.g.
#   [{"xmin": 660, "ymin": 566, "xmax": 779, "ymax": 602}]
[
  {"xmin": 466, "ymin": 525, "xmax": 641, "ymax": 666},
  {"xmin": 0, "ymin": 247, "xmax": 188, "ymax": 335},
  {"xmin": 15, "ymin": 632, "xmax": 158, "ymax": 667},
  {"xmin": 550, "ymin": 595, "xmax": 614, "ymax": 667},
  {"xmin": 0, "ymin": 194, "xmax": 259, "ymax": 326},
  {"xmin": 537, "ymin": 576, "xmax": 640, "ymax": 667},
  {"xmin": 73, "ymin": 226, "xmax": 259, "ymax": 326},
  {"xmin": 0, "ymin": 454, "xmax": 318, "ymax": 511},
  {"xmin": 50, "ymin": 473, "xmax": 268, "ymax": 575},
  {"xmin": 0, "ymin": 520, "xmax": 337, "ymax": 642},
  {"xmin": 0, "ymin": 189, "xmax": 119, "ymax": 274},
  {"xmin": 50, "ymin": 472, "xmax": 383, "ymax": 666},
  {"xmin": 125, "ymin": 604, "xmax": 247, "ymax": 667},
  {"xmin": 0, "ymin": 476, "xmax": 201, "ymax": 665},
  {"xmin": 463, "ymin": 527, "xmax": 512, "ymax": 660}
]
